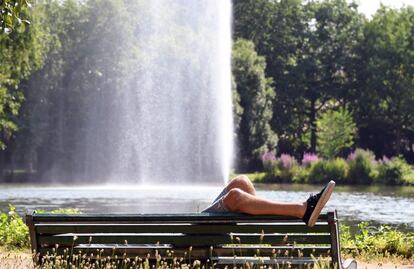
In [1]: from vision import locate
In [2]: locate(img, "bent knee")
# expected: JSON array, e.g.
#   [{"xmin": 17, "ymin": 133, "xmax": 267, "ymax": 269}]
[
  {"xmin": 231, "ymin": 175, "xmax": 253, "ymax": 189},
  {"xmin": 231, "ymin": 175, "xmax": 253, "ymax": 187},
  {"xmin": 223, "ymin": 188, "xmax": 246, "ymax": 212}
]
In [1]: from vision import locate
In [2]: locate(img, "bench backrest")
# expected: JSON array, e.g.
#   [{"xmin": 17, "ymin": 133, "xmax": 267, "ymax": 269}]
[{"xmin": 26, "ymin": 211, "xmax": 343, "ymax": 267}]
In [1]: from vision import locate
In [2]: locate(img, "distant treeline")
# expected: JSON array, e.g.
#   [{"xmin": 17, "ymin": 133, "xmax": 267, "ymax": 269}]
[
  {"xmin": 0, "ymin": 0, "xmax": 413, "ymax": 181},
  {"xmin": 232, "ymin": 0, "xmax": 414, "ymax": 171}
]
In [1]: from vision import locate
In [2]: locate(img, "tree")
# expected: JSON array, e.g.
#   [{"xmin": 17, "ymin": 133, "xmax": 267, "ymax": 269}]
[
  {"xmin": 0, "ymin": 1, "xmax": 50, "ymax": 150},
  {"xmin": 234, "ymin": 0, "xmax": 365, "ymax": 155},
  {"xmin": 1, "ymin": 0, "xmax": 30, "ymax": 33},
  {"xmin": 353, "ymin": 6, "xmax": 414, "ymax": 160},
  {"xmin": 232, "ymin": 39, "xmax": 278, "ymax": 170},
  {"xmin": 10, "ymin": 0, "xmax": 136, "ymax": 180},
  {"xmin": 317, "ymin": 108, "xmax": 356, "ymax": 159},
  {"xmin": 234, "ymin": 0, "xmax": 308, "ymax": 154}
]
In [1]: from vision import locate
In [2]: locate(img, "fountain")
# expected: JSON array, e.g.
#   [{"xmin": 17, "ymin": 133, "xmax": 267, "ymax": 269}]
[
  {"xmin": 36, "ymin": 0, "xmax": 233, "ymax": 184},
  {"xmin": 118, "ymin": 0, "xmax": 233, "ymax": 184}
]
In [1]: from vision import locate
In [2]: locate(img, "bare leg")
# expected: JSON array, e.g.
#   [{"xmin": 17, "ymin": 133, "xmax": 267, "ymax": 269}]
[
  {"xmin": 223, "ymin": 188, "xmax": 306, "ymax": 218},
  {"xmin": 226, "ymin": 175, "xmax": 256, "ymax": 196},
  {"xmin": 222, "ymin": 175, "xmax": 305, "ymax": 218},
  {"xmin": 211, "ymin": 175, "xmax": 256, "ymax": 203},
  {"xmin": 220, "ymin": 176, "xmax": 336, "ymax": 227}
]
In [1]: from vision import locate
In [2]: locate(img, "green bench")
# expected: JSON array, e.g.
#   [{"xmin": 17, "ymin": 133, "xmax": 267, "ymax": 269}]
[{"xmin": 26, "ymin": 210, "xmax": 356, "ymax": 268}]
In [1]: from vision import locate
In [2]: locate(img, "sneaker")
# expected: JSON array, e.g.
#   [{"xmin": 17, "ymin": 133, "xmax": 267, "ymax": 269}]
[{"xmin": 302, "ymin": 180, "xmax": 336, "ymax": 227}]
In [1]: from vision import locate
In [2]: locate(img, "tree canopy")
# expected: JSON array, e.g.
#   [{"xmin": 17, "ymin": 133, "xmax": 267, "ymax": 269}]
[{"xmin": 0, "ymin": 0, "xmax": 413, "ymax": 179}]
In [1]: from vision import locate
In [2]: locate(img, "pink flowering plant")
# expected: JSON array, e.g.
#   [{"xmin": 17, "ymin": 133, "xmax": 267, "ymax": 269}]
[
  {"xmin": 261, "ymin": 150, "xmax": 276, "ymax": 172},
  {"xmin": 347, "ymin": 148, "xmax": 378, "ymax": 184},
  {"xmin": 278, "ymin": 154, "xmax": 297, "ymax": 169},
  {"xmin": 347, "ymin": 151, "xmax": 357, "ymax": 161},
  {"xmin": 273, "ymin": 154, "xmax": 299, "ymax": 182},
  {"xmin": 301, "ymin": 152, "xmax": 319, "ymax": 166}
]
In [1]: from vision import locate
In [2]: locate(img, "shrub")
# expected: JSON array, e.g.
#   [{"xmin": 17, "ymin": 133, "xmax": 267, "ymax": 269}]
[
  {"xmin": 292, "ymin": 165, "xmax": 311, "ymax": 183},
  {"xmin": 0, "ymin": 205, "xmax": 30, "ymax": 249},
  {"xmin": 308, "ymin": 158, "xmax": 349, "ymax": 183},
  {"xmin": 377, "ymin": 156, "xmax": 414, "ymax": 185},
  {"xmin": 301, "ymin": 152, "xmax": 319, "ymax": 166},
  {"xmin": 267, "ymin": 154, "xmax": 298, "ymax": 182},
  {"xmin": 347, "ymin": 148, "xmax": 378, "ymax": 184},
  {"xmin": 317, "ymin": 108, "xmax": 356, "ymax": 159},
  {"xmin": 261, "ymin": 150, "xmax": 276, "ymax": 172},
  {"xmin": 0, "ymin": 206, "xmax": 81, "ymax": 250},
  {"xmin": 353, "ymin": 222, "xmax": 414, "ymax": 258}
]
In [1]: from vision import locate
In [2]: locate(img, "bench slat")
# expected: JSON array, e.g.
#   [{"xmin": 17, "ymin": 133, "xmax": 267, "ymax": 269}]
[
  {"xmin": 35, "ymin": 223, "xmax": 330, "ymax": 234},
  {"xmin": 32, "ymin": 213, "xmax": 328, "ymax": 223},
  {"xmin": 38, "ymin": 233, "xmax": 332, "ymax": 246}
]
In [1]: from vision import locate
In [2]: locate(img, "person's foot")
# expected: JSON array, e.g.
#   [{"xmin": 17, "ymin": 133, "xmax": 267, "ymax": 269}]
[{"xmin": 302, "ymin": 180, "xmax": 336, "ymax": 227}]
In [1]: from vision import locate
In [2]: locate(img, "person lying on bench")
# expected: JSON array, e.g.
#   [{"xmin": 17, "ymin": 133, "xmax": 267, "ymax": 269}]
[{"xmin": 202, "ymin": 175, "xmax": 335, "ymax": 227}]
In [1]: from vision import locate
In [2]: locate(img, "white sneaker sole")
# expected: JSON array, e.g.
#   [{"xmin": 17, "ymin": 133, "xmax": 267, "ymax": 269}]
[{"xmin": 307, "ymin": 180, "xmax": 336, "ymax": 227}]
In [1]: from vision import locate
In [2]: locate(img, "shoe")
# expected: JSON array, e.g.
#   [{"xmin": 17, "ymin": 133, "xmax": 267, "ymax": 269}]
[{"xmin": 302, "ymin": 180, "xmax": 335, "ymax": 227}]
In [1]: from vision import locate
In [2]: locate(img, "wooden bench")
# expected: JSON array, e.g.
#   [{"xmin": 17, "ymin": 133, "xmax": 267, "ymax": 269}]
[{"xmin": 26, "ymin": 210, "xmax": 356, "ymax": 268}]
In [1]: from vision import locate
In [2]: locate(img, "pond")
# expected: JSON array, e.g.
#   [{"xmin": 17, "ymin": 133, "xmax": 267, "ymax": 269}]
[{"xmin": 1, "ymin": 183, "xmax": 413, "ymax": 229}]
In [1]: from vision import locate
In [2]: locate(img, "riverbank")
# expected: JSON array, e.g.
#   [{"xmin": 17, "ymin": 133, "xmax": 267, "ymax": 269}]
[{"xmin": 250, "ymin": 149, "xmax": 414, "ymax": 186}]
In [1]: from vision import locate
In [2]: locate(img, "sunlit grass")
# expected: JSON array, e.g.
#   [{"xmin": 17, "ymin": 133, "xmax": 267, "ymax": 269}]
[{"xmin": 230, "ymin": 172, "xmax": 268, "ymax": 183}]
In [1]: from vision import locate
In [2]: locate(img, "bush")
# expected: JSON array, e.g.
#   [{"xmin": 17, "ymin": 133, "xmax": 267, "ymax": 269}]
[
  {"xmin": 308, "ymin": 158, "xmax": 349, "ymax": 183},
  {"xmin": 347, "ymin": 148, "xmax": 378, "ymax": 184},
  {"xmin": 292, "ymin": 165, "xmax": 311, "ymax": 183},
  {"xmin": 261, "ymin": 150, "xmax": 276, "ymax": 173},
  {"xmin": 265, "ymin": 154, "xmax": 299, "ymax": 182},
  {"xmin": 0, "ymin": 205, "xmax": 30, "ymax": 249},
  {"xmin": 352, "ymin": 222, "xmax": 414, "ymax": 258},
  {"xmin": 0, "ymin": 206, "xmax": 81, "ymax": 250},
  {"xmin": 274, "ymin": 154, "xmax": 299, "ymax": 182},
  {"xmin": 301, "ymin": 152, "xmax": 319, "ymax": 166},
  {"xmin": 377, "ymin": 156, "xmax": 414, "ymax": 185}
]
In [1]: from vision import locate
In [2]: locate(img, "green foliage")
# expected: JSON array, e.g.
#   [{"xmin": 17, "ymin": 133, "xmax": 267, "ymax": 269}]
[
  {"xmin": 4, "ymin": 0, "xmax": 137, "ymax": 178},
  {"xmin": 0, "ymin": 1, "xmax": 50, "ymax": 149},
  {"xmin": 259, "ymin": 148, "xmax": 414, "ymax": 185},
  {"xmin": 232, "ymin": 38, "xmax": 278, "ymax": 169},
  {"xmin": 308, "ymin": 158, "xmax": 349, "ymax": 183},
  {"xmin": 234, "ymin": 0, "xmax": 364, "ymax": 154},
  {"xmin": 377, "ymin": 157, "xmax": 414, "ymax": 185},
  {"xmin": 0, "ymin": 205, "xmax": 30, "ymax": 249},
  {"xmin": 0, "ymin": 0, "xmax": 413, "ymax": 175},
  {"xmin": 233, "ymin": 172, "xmax": 268, "ymax": 183},
  {"xmin": 36, "ymin": 208, "xmax": 80, "ymax": 214},
  {"xmin": 0, "ymin": 205, "xmax": 80, "ymax": 250},
  {"xmin": 292, "ymin": 165, "xmax": 311, "ymax": 184},
  {"xmin": 317, "ymin": 108, "xmax": 356, "ymax": 159},
  {"xmin": 347, "ymin": 149, "xmax": 378, "ymax": 184},
  {"xmin": 354, "ymin": 6, "xmax": 414, "ymax": 158},
  {"xmin": 267, "ymin": 154, "xmax": 299, "ymax": 182},
  {"xmin": 343, "ymin": 222, "xmax": 414, "ymax": 259},
  {"xmin": 0, "ymin": 0, "xmax": 31, "ymax": 33}
]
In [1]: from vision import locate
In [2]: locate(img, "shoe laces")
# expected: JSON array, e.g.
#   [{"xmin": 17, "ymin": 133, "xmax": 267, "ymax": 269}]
[{"xmin": 308, "ymin": 191, "xmax": 322, "ymax": 205}]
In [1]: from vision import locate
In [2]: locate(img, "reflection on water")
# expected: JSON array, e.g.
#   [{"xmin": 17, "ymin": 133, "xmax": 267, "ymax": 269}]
[{"xmin": 0, "ymin": 183, "xmax": 413, "ymax": 229}]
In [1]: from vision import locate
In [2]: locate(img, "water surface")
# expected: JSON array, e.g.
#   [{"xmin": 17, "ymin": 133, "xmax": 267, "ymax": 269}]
[{"xmin": 1, "ymin": 183, "xmax": 413, "ymax": 229}]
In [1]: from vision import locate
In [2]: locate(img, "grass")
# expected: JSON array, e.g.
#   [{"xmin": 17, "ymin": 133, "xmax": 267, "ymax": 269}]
[
  {"xmin": 231, "ymin": 172, "xmax": 268, "ymax": 183},
  {"xmin": 29, "ymin": 245, "xmax": 333, "ymax": 269}
]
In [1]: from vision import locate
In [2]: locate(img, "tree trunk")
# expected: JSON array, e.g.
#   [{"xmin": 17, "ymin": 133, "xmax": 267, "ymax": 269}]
[{"xmin": 310, "ymin": 98, "xmax": 317, "ymax": 152}]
